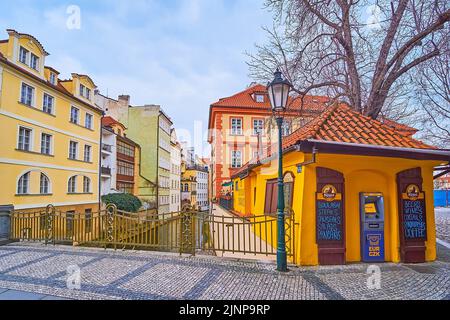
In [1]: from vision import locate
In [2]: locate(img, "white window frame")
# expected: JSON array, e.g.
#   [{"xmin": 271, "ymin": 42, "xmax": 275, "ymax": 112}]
[
  {"xmin": 84, "ymin": 144, "xmax": 92, "ymax": 162},
  {"xmin": 231, "ymin": 150, "xmax": 242, "ymax": 168},
  {"xmin": 49, "ymin": 73, "xmax": 56, "ymax": 85},
  {"xmin": 40, "ymin": 173, "xmax": 51, "ymax": 194},
  {"xmin": 19, "ymin": 46, "xmax": 29, "ymax": 65},
  {"xmin": 70, "ymin": 106, "xmax": 79, "ymax": 124},
  {"xmin": 30, "ymin": 53, "xmax": 39, "ymax": 71},
  {"xmin": 20, "ymin": 82, "xmax": 35, "ymax": 107},
  {"xmin": 253, "ymin": 119, "xmax": 264, "ymax": 135},
  {"xmin": 83, "ymin": 176, "xmax": 91, "ymax": 193},
  {"xmin": 69, "ymin": 141, "xmax": 78, "ymax": 160},
  {"xmin": 231, "ymin": 118, "xmax": 242, "ymax": 135},
  {"xmin": 40, "ymin": 132, "xmax": 53, "ymax": 155},
  {"xmin": 85, "ymin": 113, "xmax": 93, "ymax": 129},
  {"xmin": 17, "ymin": 125, "xmax": 33, "ymax": 152},
  {"xmin": 17, "ymin": 172, "xmax": 30, "ymax": 195},
  {"xmin": 68, "ymin": 176, "xmax": 77, "ymax": 193},
  {"xmin": 42, "ymin": 92, "xmax": 55, "ymax": 115}
]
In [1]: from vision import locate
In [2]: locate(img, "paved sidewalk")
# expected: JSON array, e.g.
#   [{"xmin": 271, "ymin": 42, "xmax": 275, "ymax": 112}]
[
  {"xmin": 0, "ymin": 243, "xmax": 448, "ymax": 300},
  {"xmin": 0, "ymin": 288, "xmax": 69, "ymax": 300}
]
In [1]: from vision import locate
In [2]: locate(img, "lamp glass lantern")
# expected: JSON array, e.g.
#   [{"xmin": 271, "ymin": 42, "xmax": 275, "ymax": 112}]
[{"xmin": 267, "ymin": 69, "xmax": 292, "ymax": 113}]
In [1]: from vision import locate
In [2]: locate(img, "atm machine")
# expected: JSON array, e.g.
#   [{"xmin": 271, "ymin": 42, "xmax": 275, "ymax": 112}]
[{"xmin": 360, "ymin": 193, "xmax": 385, "ymax": 262}]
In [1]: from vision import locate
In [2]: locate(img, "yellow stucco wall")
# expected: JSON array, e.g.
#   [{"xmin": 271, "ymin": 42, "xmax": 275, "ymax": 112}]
[
  {"xmin": 0, "ymin": 33, "xmax": 102, "ymax": 213},
  {"xmin": 232, "ymin": 151, "xmax": 443, "ymax": 266}
]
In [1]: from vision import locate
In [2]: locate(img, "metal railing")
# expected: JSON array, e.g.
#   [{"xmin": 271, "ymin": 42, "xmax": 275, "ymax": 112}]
[
  {"xmin": 219, "ymin": 196, "xmax": 233, "ymax": 211},
  {"xmin": 101, "ymin": 166, "xmax": 111, "ymax": 175},
  {"xmin": 9, "ymin": 205, "xmax": 297, "ymax": 259},
  {"xmin": 102, "ymin": 144, "xmax": 113, "ymax": 153}
]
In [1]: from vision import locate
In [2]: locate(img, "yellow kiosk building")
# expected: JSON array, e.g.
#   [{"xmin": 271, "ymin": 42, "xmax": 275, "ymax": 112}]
[
  {"xmin": 231, "ymin": 104, "xmax": 450, "ymax": 266},
  {"xmin": 0, "ymin": 29, "xmax": 103, "ymax": 213}
]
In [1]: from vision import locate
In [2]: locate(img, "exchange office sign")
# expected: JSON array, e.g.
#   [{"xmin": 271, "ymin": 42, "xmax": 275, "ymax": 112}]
[{"xmin": 316, "ymin": 184, "xmax": 343, "ymax": 242}]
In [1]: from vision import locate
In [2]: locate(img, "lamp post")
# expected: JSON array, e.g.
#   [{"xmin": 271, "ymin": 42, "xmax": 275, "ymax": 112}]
[{"xmin": 267, "ymin": 69, "xmax": 292, "ymax": 272}]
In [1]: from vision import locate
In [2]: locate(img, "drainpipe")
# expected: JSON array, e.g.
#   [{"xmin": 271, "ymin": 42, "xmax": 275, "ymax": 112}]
[
  {"xmin": 296, "ymin": 145, "xmax": 318, "ymax": 173},
  {"xmin": 98, "ymin": 111, "xmax": 105, "ymax": 212}
]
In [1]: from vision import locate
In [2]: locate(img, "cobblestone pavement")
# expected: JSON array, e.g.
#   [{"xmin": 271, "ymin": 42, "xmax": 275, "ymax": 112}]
[
  {"xmin": 436, "ymin": 208, "xmax": 450, "ymax": 244},
  {"xmin": 0, "ymin": 243, "xmax": 448, "ymax": 300}
]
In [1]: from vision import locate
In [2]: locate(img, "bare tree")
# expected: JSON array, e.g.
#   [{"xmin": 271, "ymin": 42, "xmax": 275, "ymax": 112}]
[
  {"xmin": 413, "ymin": 52, "xmax": 450, "ymax": 147},
  {"xmin": 247, "ymin": 0, "xmax": 450, "ymax": 120}
]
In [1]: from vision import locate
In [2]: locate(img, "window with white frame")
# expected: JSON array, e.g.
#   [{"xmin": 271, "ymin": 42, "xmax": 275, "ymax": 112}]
[
  {"xmin": 40, "ymin": 173, "xmax": 50, "ymax": 194},
  {"xmin": 30, "ymin": 53, "xmax": 39, "ymax": 70},
  {"xmin": 68, "ymin": 176, "xmax": 77, "ymax": 193},
  {"xmin": 49, "ymin": 73, "xmax": 56, "ymax": 85},
  {"xmin": 253, "ymin": 119, "xmax": 264, "ymax": 135},
  {"xmin": 231, "ymin": 118, "xmax": 242, "ymax": 135},
  {"xmin": 43, "ymin": 93, "xmax": 54, "ymax": 114},
  {"xmin": 69, "ymin": 141, "xmax": 78, "ymax": 160},
  {"xmin": 80, "ymin": 84, "xmax": 91, "ymax": 100},
  {"xmin": 85, "ymin": 113, "xmax": 93, "ymax": 129},
  {"xmin": 18, "ymin": 127, "xmax": 32, "ymax": 151},
  {"xmin": 17, "ymin": 172, "xmax": 30, "ymax": 194},
  {"xmin": 20, "ymin": 83, "xmax": 34, "ymax": 106},
  {"xmin": 70, "ymin": 106, "xmax": 79, "ymax": 124},
  {"xmin": 19, "ymin": 47, "xmax": 28, "ymax": 64},
  {"xmin": 83, "ymin": 176, "xmax": 91, "ymax": 193},
  {"xmin": 231, "ymin": 150, "xmax": 242, "ymax": 168},
  {"xmin": 40, "ymin": 133, "xmax": 52, "ymax": 155},
  {"xmin": 255, "ymin": 94, "xmax": 264, "ymax": 103},
  {"xmin": 84, "ymin": 145, "xmax": 92, "ymax": 162},
  {"xmin": 281, "ymin": 120, "xmax": 291, "ymax": 137}
]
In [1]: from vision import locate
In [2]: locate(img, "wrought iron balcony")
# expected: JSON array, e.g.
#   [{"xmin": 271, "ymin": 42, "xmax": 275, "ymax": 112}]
[
  {"xmin": 101, "ymin": 166, "xmax": 111, "ymax": 175},
  {"xmin": 102, "ymin": 144, "xmax": 113, "ymax": 153}
]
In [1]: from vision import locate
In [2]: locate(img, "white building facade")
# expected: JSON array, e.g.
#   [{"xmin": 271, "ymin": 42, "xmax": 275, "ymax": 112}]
[
  {"xmin": 100, "ymin": 126, "xmax": 117, "ymax": 196},
  {"xmin": 170, "ymin": 129, "xmax": 182, "ymax": 213},
  {"xmin": 196, "ymin": 166, "xmax": 209, "ymax": 212}
]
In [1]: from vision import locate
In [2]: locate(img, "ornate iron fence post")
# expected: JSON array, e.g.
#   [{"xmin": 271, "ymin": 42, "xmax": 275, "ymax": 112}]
[
  {"xmin": 106, "ymin": 204, "xmax": 116, "ymax": 249},
  {"xmin": 180, "ymin": 210, "xmax": 195, "ymax": 255},
  {"xmin": 45, "ymin": 205, "xmax": 55, "ymax": 245}
]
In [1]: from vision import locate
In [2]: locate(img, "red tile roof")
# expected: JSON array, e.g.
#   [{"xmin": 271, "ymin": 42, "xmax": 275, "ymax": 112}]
[
  {"xmin": 281, "ymin": 104, "xmax": 434, "ymax": 150},
  {"xmin": 231, "ymin": 103, "xmax": 436, "ymax": 179},
  {"xmin": 102, "ymin": 116, "xmax": 126, "ymax": 129},
  {"xmin": 211, "ymin": 84, "xmax": 329, "ymax": 113}
]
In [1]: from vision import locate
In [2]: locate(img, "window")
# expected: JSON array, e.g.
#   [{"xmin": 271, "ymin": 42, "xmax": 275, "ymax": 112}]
[
  {"xmin": 18, "ymin": 127, "xmax": 31, "ymax": 151},
  {"xmin": 231, "ymin": 150, "xmax": 242, "ymax": 168},
  {"xmin": 83, "ymin": 177, "xmax": 91, "ymax": 193},
  {"xmin": 70, "ymin": 106, "xmax": 79, "ymax": 124},
  {"xmin": 117, "ymin": 160, "xmax": 134, "ymax": 176},
  {"xmin": 43, "ymin": 94, "xmax": 54, "ymax": 114},
  {"xmin": 264, "ymin": 174, "xmax": 294, "ymax": 216},
  {"xmin": 49, "ymin": 73, "xmax": 56, "ymax": 85},
  {"xmin": 85, "ymin": 209, "xmax": 92, "ymax": 233},
  {"xmin": 117, "ymin": 182, "xmax": 133, "ymax": 194},
  {"xmin": 117, "ymin": 140, "xmax": 135, "ymax": 157},
  {"xmin": 281, "ymin": 120, "xmax": 291, "ymax": 137},
  {"xmin": 20, "ymin": 83, "xmax": 34, "ymax": 106},
  {"xmin": 85, "ymin": 113, "xmax": 93, "ymax": 129},
  {"xmin": 84, "ymin": 145, "xmax": 91, "ymax": 162},
  {"xmin": 255, "ymin": 94, "xmax": 264, "ymax": 103},
  {"xmin": 253, "ymin": 119, "xmax": 264, "ymax": 135},
  {"xmin": 80, "ymin": 84, "xmax": 91, "ymax": 100},
  {"xmin": 40, "ymin": 173, "xmax": 50, "ymax": 194},
  {"xmin": 40, "ymin": 133, "xmax": 52, "ymax": 155},
  {"xmin": 69, "ymin": 141, "xmax": 78, "ymax": 160},
  {"xmin": 19, "ymin": 47, "xmax": 28, "ymax": 64},
  {"xmin": 68, "ymin": 176, "xmax": 77, "ymax": 193},
  {"xmin": 17, "ymin": 172, "xmax": 30, "ymax": 194},
  {"xmin": 231, "ymin": 118, "xmax": 242, "ymax": 135},
  {"xmin": 30, "ymin": 53, "xmax": 39, "ymax": 70}
]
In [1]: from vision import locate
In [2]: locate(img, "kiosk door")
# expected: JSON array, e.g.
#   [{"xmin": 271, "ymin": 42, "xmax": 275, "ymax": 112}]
[{"xmin": 360, "ymin": 193, "xmax": 385, "ymax": 262}]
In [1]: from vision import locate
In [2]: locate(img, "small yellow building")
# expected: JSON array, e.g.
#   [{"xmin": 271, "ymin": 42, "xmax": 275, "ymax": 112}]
[
  {"xmin": 232, "ymin": 104, "xmax": 450, "ymax": 266},
  {"xmin": 0, "ymin": 29, "xmax": 103, "ymax": 213}
]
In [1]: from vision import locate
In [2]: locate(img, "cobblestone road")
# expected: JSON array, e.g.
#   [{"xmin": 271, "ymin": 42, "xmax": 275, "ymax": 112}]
[
  {"xmin": 436, "ymin": 208, "xmax": 450, "ymax": 244},
  {"xmin": 0, "ymin": 243, "xmax": 448, "ymax": 300}
]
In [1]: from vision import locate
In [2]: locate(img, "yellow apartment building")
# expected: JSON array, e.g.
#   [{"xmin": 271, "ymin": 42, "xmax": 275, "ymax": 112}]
[{"xmin": 0, "ymin": 29, "xmax": 103, "ymax": 213}]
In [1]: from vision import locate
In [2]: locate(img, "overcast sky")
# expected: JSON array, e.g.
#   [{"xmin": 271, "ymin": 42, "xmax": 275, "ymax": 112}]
[{"xmin": 0, "ymin": 0, "xmax": 272, "ymax": 156}]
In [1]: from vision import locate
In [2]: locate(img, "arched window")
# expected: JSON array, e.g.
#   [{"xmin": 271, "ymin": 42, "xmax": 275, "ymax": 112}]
[
  {"xmin": 17, "ymin": 172, "xmax": 30, "ymax": 194},
  {"xmin": 40, "ymin": 173, "xmax": 50, "ymax": 194},
  {"xmin": 68, "ymin": 176, "xmax": 77, "ymax": 193},
  {"xmin": 83, "ymin": 176, "xmax": 91, "ymax": 193}
]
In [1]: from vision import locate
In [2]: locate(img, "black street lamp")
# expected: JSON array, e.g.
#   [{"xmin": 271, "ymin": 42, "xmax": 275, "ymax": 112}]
[{"xmin": 267, "ymin": 69, "xmax": 292, "ymax": 272}]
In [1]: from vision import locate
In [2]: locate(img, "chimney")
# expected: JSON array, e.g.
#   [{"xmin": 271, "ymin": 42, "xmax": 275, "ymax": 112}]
[{"xmin": 118, "ymin": 95, "xmax": 130, "ymax": 105}]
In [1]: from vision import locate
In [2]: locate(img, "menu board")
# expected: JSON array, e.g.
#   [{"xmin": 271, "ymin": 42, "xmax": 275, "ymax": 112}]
[
  {"xmin": 402, "ymin": 198, "xmax": 427, "ymax": 240},
  {"xmin": 316, "ymin": 200, "xmax": 343, "ymax": 242}
]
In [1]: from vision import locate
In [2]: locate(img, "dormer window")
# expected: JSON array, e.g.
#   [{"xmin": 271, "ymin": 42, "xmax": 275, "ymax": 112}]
[
  {"xmin": 255, "ymin": 94, "xmax": 264, "ymax": 103},
  {"xmin": 19, "ymin": 47, "xmax": 28, "ymax": 64},
  {"xmin": 80, "ymin": 84, "xmax": 91, "ymax": 100},
  {"xmin": 30, "ymin": 53, "xmax": 39, "ymax": 70},
  {"xmin": 49, "ymin": 73, "xmax": 56, "ymax": 85}
]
